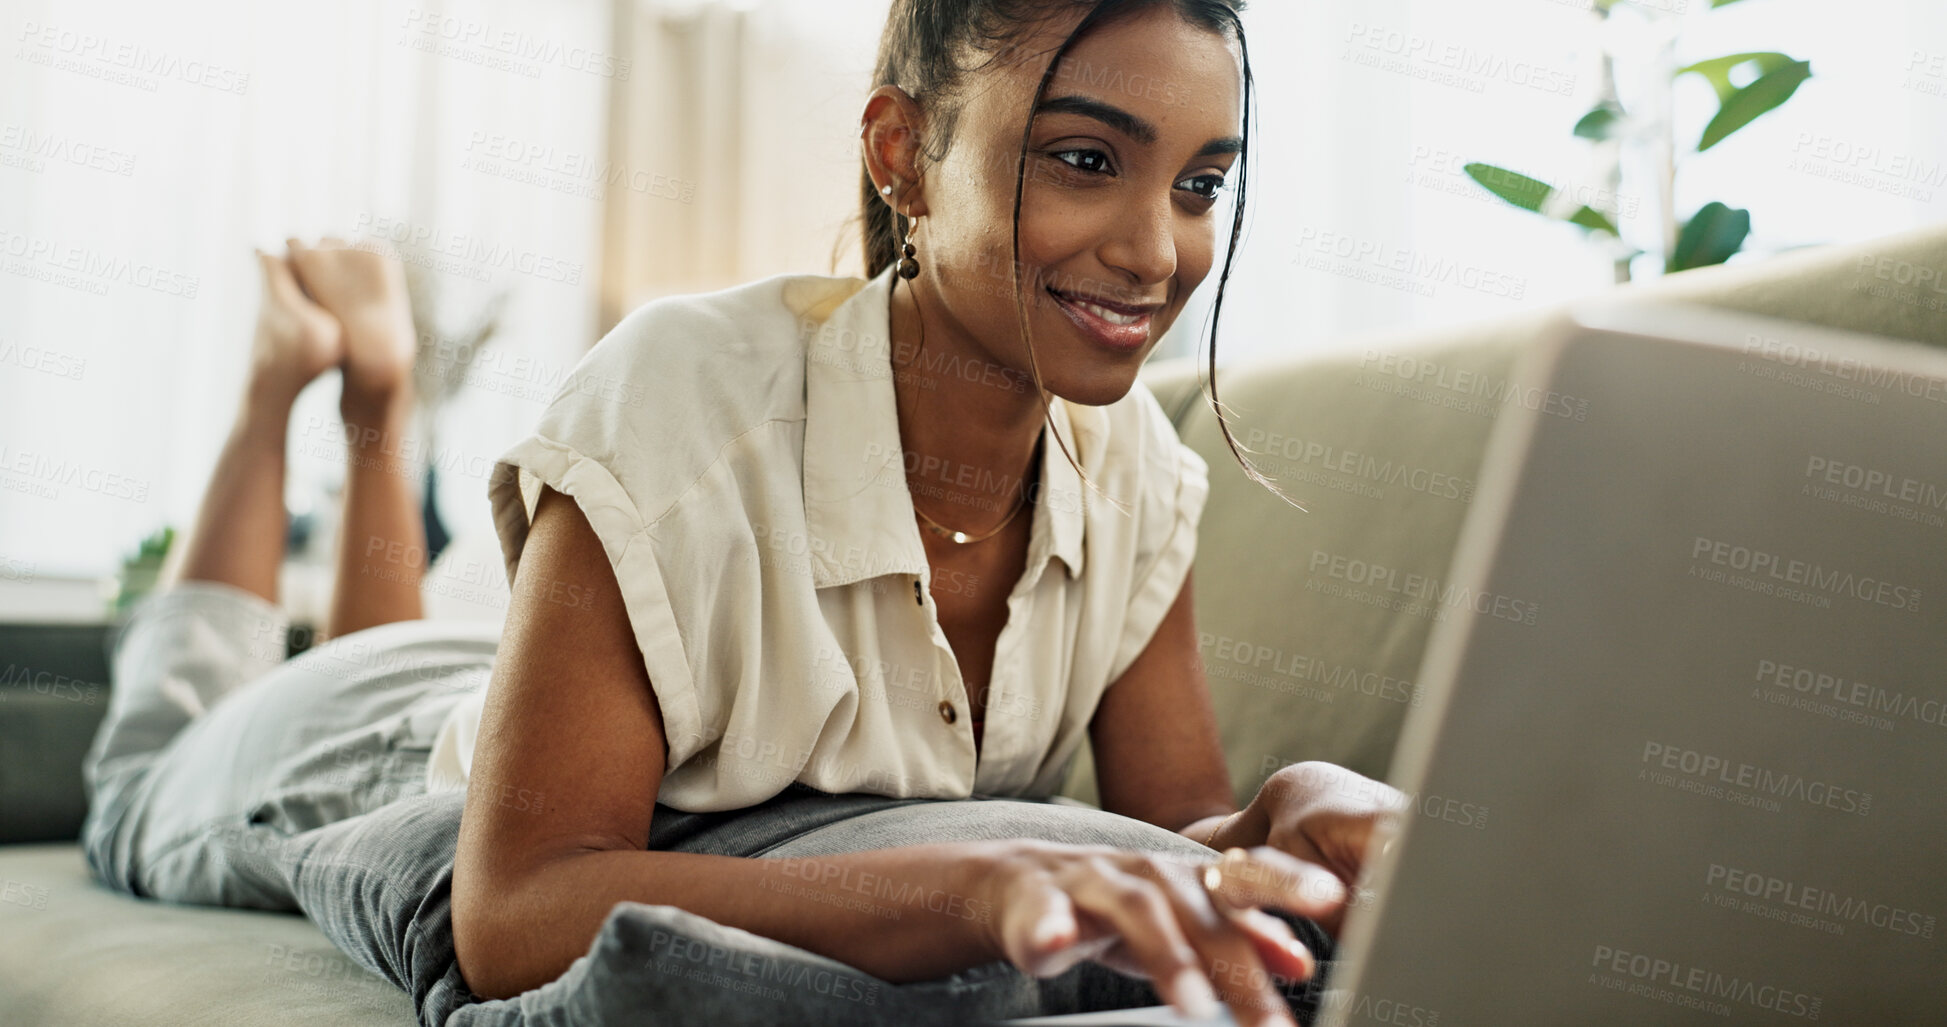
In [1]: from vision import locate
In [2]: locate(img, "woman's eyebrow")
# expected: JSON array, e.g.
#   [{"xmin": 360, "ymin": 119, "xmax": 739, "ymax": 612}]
[{"xmin": 1034, "ymin": 93, "xmax": 1242, "ymax": 157}]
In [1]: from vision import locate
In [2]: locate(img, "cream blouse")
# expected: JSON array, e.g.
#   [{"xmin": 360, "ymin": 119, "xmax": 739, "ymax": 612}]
[{"xmin": 424, "ymin": 263, "xmax": 1210, "ymax": 812}]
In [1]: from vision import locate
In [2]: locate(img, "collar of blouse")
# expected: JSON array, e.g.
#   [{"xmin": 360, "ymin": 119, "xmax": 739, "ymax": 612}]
[{"xmin": 797, "ymin": 264, "xmax": 1100, "ymax": 592}]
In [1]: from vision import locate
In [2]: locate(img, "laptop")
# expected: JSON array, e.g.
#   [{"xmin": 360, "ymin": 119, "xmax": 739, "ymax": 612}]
[{"xmin": 1012, "ymin": 300, "xmax": 1947, "ymax": 1025}]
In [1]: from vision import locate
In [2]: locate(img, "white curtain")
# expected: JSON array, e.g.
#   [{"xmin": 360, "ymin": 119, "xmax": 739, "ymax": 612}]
[
  {"xmin": 598, "ymin": 0, "xmax": 891, "ymax": 318},
  {"xmin": 1, "ymin": 0, "xmax": 613, "ymax": 582}
]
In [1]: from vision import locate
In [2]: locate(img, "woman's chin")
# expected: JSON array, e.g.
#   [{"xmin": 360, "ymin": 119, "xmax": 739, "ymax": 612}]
[{"xmin": 1039, "ymin": 362, "xmax": 1148, "ymax": 408}]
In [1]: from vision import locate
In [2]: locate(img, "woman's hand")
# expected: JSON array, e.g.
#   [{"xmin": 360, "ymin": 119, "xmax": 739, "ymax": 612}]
[
  {"xmin": 1242, "ymin": 761, "xmax": 1404, "ymax": 933},
  {"xmin": 980, "ymin": 841, "xmax": 1347, "ymax": 1027}
]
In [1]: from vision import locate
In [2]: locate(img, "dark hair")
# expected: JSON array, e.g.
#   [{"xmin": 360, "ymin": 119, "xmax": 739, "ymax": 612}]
[{"xmin": 852, "ymin": 0, "xmax": 1306, "ymax": 513}]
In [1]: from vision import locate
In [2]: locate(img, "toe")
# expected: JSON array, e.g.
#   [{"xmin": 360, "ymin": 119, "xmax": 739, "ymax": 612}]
[{"xmin": 260, "ymin": 252, "xmax": 310, "ymax": 306}]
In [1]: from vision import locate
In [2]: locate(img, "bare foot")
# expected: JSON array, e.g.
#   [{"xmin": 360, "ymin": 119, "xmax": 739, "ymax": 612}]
[
  {"xmin": 249, "ymin": 248, "xmax": 344, "ymax": 404},
  {"xmin": 285, "ymin": 237, "xmax": 418, "ymax": 405}
]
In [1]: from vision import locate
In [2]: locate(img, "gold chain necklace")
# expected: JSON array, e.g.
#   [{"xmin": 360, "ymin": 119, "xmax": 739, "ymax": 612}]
[{"xmin": 914, "ymin": 488, "xmax": 1030, "ymax": 545}]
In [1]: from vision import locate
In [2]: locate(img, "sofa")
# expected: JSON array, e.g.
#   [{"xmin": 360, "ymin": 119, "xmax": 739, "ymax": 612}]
[{"xmin": 4, "ymin": 222, "xmax": 1944, "ymax": 1025}]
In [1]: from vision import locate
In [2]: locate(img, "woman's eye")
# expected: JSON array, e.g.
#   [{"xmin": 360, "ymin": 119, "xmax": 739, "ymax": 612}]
[
  {"xmin": 1049, "ymin": 149, "xmax": 1112, "ymax": 175},
  {"xmin": 1179, "ymin": 173, "xmax": 1229, "ymax": 202}
]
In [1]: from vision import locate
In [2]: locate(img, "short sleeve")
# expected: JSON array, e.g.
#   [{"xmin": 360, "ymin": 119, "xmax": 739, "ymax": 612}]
[
  {"xmin": 488, "ymin": 434, "xmax": 707, "ymax": 766},
  {"xmin": 1105, "ymin": 436, "xmax": 1211, "ymax": 684}
]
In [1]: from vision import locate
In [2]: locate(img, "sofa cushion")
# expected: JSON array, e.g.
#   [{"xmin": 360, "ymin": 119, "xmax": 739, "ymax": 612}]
[
  {"xmin": 1072, "ymin": 225, "xmax": 1947, "ymax": 806},
  {"xmin": 0, "ymin": 843, "xmax": 415, "ymax": 1026}
]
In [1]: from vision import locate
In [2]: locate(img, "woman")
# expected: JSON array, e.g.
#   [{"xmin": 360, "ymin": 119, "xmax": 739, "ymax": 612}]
[{"xmin": 82, "ymin": 2, "xmax": 1402, "ymax": 1025}]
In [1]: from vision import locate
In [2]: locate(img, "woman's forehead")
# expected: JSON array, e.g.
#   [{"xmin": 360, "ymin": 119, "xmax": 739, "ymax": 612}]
[{"xmin": 967, "ymin": 8, "xmax": 1243, "ymax": 139}]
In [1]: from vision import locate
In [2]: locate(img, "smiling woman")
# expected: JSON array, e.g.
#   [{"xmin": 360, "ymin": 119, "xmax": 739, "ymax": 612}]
[
  {"xmin": 76, "ymin": 3, "xmax": 1407, "ymax": 1027},
  {"xmin": 857, "ymin": 0, "xmax": 1294, "ymax": 509}
]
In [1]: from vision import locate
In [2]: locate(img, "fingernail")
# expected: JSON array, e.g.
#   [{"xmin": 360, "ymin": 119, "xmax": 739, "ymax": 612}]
[
  {"xmin": 1308, "ymin": 870, "xmax": 1347, "ymax": 907},
  {"xmin": 1031, "ymin": 911, "xmax": 1072, "ymax": 949},
  {"xmin": 1285, "ymin": 938, "xmax": 1316, "ymax": 976},
  {"xmin": 1169, "ymin": 968, "xmax": 1221, "ymax": 1021}
]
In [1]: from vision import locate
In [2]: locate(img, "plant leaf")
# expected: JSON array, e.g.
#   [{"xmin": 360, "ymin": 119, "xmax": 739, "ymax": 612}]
[
  {"xmin": 1464, "ymin": 163, "xmax": 1619, "ymax": 235},
  {"xmin": 1463, "ymin": 162, "xmax": 1551, "ymax": 212},
  {"xmin": 1573, "ymin": 104, "xmax": 1625, "ymax": 140},
  {"xmin": 1698, "ymin": 59, "xmax": 1812, "ymax": 151},
  {"xmin": 1677, "ymin": 52, "xmax": 1794, "ymax": 104},
  {"xmin": 1710, "ymin": 0, "xmax": 1751, "ymax": 7},
  {"xmin": 1569, "ymin": 206, "xmax": 1621, "ymax": 235},
  {"xmin": 1669, "ymin": 201, "xmax": 1751, "ymax": 271}
]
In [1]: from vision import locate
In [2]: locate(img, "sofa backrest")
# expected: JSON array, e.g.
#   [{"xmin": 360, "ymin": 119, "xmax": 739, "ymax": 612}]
[{"xmin": 1064, "ymin": 224, "xmax": 1947, "ymax": 807}]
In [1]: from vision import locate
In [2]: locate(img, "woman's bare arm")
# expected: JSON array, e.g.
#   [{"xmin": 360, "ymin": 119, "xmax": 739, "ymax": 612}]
[
  {"xmin": 450, "ymin": 485, "xmax": 1012, "ymax": 998},
  {"xmin": 1088, "ymin": 569, "xmax": 1251, "ymax": 847}
]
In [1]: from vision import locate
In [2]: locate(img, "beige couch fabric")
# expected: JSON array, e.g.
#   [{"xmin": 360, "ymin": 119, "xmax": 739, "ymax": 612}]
[{"xmin": 0, "ymin": 843, "xmax": 416, "ymax": 1025}]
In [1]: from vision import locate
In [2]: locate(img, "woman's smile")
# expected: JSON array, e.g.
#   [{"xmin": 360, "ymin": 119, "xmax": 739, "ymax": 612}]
[{"xmin": 1046, "ymin": 284, "xmax": 1158, "ymax": 352}]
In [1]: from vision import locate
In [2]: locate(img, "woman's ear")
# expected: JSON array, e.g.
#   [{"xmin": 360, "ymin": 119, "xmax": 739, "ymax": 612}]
[{"xmin": 860, "ymin": 85, "xmax": 931, "ymax": 218}]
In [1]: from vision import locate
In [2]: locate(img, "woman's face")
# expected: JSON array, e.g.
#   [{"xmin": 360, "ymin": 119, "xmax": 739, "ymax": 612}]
[{"xmin": 908, "ymin": 5, "xmax": 1245, "ymax": 407}]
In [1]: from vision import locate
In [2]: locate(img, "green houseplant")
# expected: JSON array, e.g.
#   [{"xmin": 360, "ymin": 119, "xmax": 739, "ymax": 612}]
[{"xmin": 1465, "ymin": 0, "xmax": 1811, "ymax": 281}]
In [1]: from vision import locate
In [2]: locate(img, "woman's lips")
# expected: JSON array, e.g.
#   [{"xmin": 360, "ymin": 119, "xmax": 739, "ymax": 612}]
[{"xmin": 1047, "ymin": 287, "xmax": 1153, "ymax": 352}]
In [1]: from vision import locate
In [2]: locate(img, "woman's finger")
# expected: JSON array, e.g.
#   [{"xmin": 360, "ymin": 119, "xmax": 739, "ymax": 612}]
[
  {"xmin": 1056, "ymin": 861, "xmax": 1223, "ymax": 1022},
  {"xmin": 1151, "ymin": 863, "xmax": 1300, "ymax": 1027},
  {"xmin": 1232, "ymin": 907, "xmax": 1318, "ymax": 983},
  {"xmin": 996, "ymin": 873, "xmax": 1087, "ymax": 978},
  {"xmin": 1209, "ymin": 846, "xmax": 1347, "ymax": 921}
]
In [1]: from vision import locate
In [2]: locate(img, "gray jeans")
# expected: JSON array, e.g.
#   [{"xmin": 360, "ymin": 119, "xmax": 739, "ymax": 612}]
[{"xmin": 80, "ymin": 582, "xmax": 1333, "ymax": 1026}]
